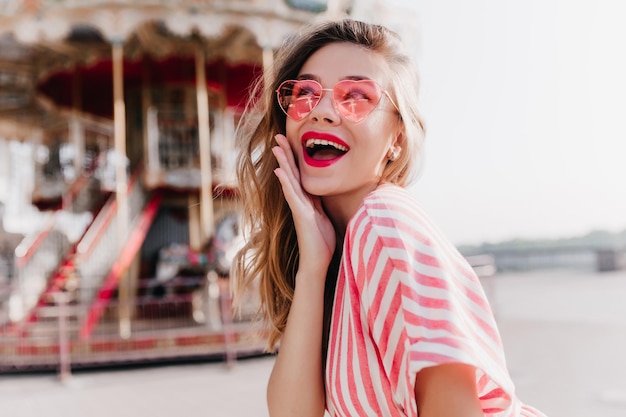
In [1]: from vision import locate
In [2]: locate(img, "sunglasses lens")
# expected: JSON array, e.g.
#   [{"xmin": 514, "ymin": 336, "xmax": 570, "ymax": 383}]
[
  {"xmin": 277, "ymin": 80, "xmax": 322, "ymax": 121},
  {"xmin": 276, "ymin": 79, "xmax": 385, "ymax": 122},
  {"xmin": 333, "ymin": 80, "xmax": 382, "ymax": 123}
]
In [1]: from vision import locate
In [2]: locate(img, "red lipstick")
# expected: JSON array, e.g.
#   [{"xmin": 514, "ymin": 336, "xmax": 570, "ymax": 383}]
[{"xmin": 301, "ymin": 131, "xmax": 349, "ymax": 168}]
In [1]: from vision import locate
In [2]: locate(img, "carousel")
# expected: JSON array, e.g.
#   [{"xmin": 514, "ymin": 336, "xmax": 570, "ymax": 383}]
[{"xmin": 0, "ymin": 0, "xmax": 362, "ymax": 373}]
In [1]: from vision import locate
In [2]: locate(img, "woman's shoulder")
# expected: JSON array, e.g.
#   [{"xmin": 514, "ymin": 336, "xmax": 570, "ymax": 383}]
[
  {"xmin": 347, "ymin": 184, "xmax": 430, "ymax": 237},
  {"xmin": 359, "ymin": 183, "xmax": 427, "ymax": 221},
  {"xmin": 350, "ymin": 184, "xmax": 456, "ymax": 253}
]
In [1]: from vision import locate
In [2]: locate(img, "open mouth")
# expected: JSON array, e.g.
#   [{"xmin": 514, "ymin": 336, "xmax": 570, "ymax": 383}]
[{"xmin": 304, "ymin": 138, "xmax": 348, "ymax": 161}]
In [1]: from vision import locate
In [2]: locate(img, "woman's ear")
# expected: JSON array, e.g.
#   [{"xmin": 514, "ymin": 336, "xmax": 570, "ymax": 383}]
[
  {"xmin": 391, "ymin": 126, "xmax": 405, "ymax": 155},
  {"xmin": 386, "ymin": 128, "xmax": 404, "ymax": 162}
]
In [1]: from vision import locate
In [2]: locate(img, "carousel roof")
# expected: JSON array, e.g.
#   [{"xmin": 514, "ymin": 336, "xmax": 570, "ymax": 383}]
[{"xmin": 0, "ymin": 0, "xmax": 351, "ymax": 139}]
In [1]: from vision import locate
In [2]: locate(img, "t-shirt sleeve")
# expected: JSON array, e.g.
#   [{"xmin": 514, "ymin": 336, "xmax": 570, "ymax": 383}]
[{"xmin": 348, "ymin": 200, "xmax": 519, "ymax": 414}]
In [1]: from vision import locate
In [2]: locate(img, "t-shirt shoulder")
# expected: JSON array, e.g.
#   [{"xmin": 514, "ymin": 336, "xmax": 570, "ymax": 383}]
[{"xmin": 343, "ymin": 184, "xmax": 536, "ymax": 415}]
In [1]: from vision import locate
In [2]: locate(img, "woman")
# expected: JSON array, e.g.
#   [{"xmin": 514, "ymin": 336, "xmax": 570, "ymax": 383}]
[{"xmin": 233, "ymin": 19, "xmax": 546, "ymax": 417}]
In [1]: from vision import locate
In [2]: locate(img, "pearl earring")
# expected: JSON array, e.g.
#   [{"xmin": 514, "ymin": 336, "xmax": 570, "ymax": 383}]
[{"xmin": 388, "ymin": 149, "xmax": 398, "ymax": 161}]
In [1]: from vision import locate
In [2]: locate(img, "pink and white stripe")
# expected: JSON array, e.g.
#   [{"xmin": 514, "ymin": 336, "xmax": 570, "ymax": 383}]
[{"xmin": 325, "ymin": 184, "xmax": 546, "ymax": 417}]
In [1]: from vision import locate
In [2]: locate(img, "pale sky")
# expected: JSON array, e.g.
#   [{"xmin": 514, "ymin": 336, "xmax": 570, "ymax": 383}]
[{"xmin": 375, "ymin": 0, "xmax": 626, "ymax": 245}]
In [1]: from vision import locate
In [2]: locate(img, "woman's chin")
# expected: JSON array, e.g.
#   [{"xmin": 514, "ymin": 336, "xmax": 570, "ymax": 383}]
[{"xmin": 301, "ymin": 178, "xmax": 334, "ymax": 198}]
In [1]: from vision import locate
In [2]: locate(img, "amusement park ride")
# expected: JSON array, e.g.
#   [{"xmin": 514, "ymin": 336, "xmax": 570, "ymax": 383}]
[{"xmin": 0, "ymin": 0, "xmax": 370, "ymax": 372}]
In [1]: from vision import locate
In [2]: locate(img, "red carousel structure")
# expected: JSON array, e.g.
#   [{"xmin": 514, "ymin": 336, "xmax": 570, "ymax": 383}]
[{"xmin": 0, "ymin": 0, "xmax": 357, "ymax": 374}]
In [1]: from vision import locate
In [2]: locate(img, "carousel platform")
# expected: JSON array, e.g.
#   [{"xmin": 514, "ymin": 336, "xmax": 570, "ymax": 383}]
[{"xmin": 0, "ymin": 317, "xmax": 266, "ymax": 373}]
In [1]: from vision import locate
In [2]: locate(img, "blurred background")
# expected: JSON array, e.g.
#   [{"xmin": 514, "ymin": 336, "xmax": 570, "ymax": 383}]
[
  {"xmin": 408, "ymin": 0, "xmax": 626, "ymax": 246},
  {"xmin": 0, "ymin": 1, "xmax": 624, "ymax": 416}
]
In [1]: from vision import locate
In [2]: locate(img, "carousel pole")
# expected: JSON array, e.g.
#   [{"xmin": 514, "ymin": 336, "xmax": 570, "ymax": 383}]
[
  {"xmin": 141, "ymin": 56, "xmax": 155, "ymax": 177},
  {"xmin": 112, "ymin": 39, "xmax": 131, "ymax": 339},
  {"xmin": 194, "ymin": 45, "xmax": 214, "ymax": 249},
  {"xmin": 71, "ymin": 66, "xmax": 84, "ymax": 185}
]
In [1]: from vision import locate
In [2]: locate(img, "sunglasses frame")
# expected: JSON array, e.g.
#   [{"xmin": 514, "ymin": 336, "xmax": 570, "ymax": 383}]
[{"xmin": 275, "ymin": 79, "xmax": 400, "ymax": 123}]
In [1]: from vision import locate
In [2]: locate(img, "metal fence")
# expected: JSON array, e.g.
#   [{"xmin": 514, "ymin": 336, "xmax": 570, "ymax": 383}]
[{"xmin": 0, "ymin": 270, "xmax": 263, "ymax": 373}]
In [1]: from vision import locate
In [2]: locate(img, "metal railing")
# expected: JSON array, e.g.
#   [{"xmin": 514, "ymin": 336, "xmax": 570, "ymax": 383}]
[
  {"xmin": 6, "ymin": 213, "xmax": 70, "ymax": 325},
  {"xmin": 145, "ymin": 107, "xmax": 238, "ymax": 188},
  {"xmin": 1, "ymin": 116, "xmax": 114, "ymax": 329},
  {"xmin": 34, "ymin": 115, "xmax": 114, "ymax": 204},
  {"xmin": 1, "ymin": 179, "xmax": 265, "ymax": 374},
  {"xmin": 0, "ymin": 273, "xmax": 263, "ymax": 373},
  {"xmin": 75, "ymin": 170, "xmax": 147, "ymax": 308}
]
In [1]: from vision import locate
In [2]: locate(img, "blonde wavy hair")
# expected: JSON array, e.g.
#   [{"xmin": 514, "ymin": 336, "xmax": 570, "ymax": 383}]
[{"xmin": 232, "ymin": 19, "xmax": 425, "ymax": 351}]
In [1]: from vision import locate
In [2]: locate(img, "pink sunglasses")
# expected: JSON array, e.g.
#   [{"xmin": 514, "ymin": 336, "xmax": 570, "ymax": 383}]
[{"xmin": 276, "ymin": 79, "xmax": 399, "ymax": 123}]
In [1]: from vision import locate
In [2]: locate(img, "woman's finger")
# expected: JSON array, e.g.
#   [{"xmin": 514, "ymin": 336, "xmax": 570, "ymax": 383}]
[
  {"xmin": 272, "ymin": 150, "xmax": 308, "ymax": 213},
  {"xmin": 274, "ymin": 134, "xmax": 300, "ymax": 182},
  {"xmin": 272, "ymin": 146, "xmax": 299, "ymax": 193},
  {"xmin": 272, "ymin": 144, "xmax": 307, "ymax": 205}
]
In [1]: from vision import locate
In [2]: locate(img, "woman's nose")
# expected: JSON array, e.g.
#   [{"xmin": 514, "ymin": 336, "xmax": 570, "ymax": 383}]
[{"xmin": 309, "ymin": 89, "xmax": 340, "ymax": 124}]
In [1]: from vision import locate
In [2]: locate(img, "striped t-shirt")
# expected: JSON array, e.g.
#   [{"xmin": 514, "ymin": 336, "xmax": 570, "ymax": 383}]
[{"xmin": 324, "ymin": 184, "xmax": 546, "ymax": 417}]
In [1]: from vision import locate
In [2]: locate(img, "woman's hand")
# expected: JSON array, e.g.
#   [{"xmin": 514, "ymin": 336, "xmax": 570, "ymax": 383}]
[
  {"xmin": 267, "ymin": 133, "xmax": 332, "ymax": 417},
  {"xmin": 272, "ymin": 133, "xmax": 336, "ymax": 273}
]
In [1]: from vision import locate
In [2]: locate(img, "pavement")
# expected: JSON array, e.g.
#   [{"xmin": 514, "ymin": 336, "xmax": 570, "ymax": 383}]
[{"xmin": 1, "ymin": 269, "xmax": 625, "ymax": 417}]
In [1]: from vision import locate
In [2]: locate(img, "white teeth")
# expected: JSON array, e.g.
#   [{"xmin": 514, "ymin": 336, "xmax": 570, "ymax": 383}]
[{"xmin": 305, "ymin": 139, "xmax": 348, "ymax": 152}]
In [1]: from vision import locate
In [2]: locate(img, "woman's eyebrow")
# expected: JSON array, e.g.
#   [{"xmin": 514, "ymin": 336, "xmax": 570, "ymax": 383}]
[
  {"xmin": 296, "ymin": 74, "xmax": 372, "ymax": 82},
  {"xmin": 342, "ymin": 75, "xmax": 371, "ymax": 81},
  {"xmin": 296, "ymin": 73, "xmax": 319, "ymax": 81}
]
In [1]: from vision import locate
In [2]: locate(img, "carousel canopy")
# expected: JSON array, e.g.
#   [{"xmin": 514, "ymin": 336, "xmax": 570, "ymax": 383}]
[{"xmin": 0, "ymin": 0, "xmax": 351, "ymax": 138}]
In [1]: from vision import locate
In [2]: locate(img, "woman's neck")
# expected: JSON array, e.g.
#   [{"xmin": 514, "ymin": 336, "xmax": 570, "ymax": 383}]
[{"xmin": 321, "ymin": 183, "xmax": 381, "ymax": 232}]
